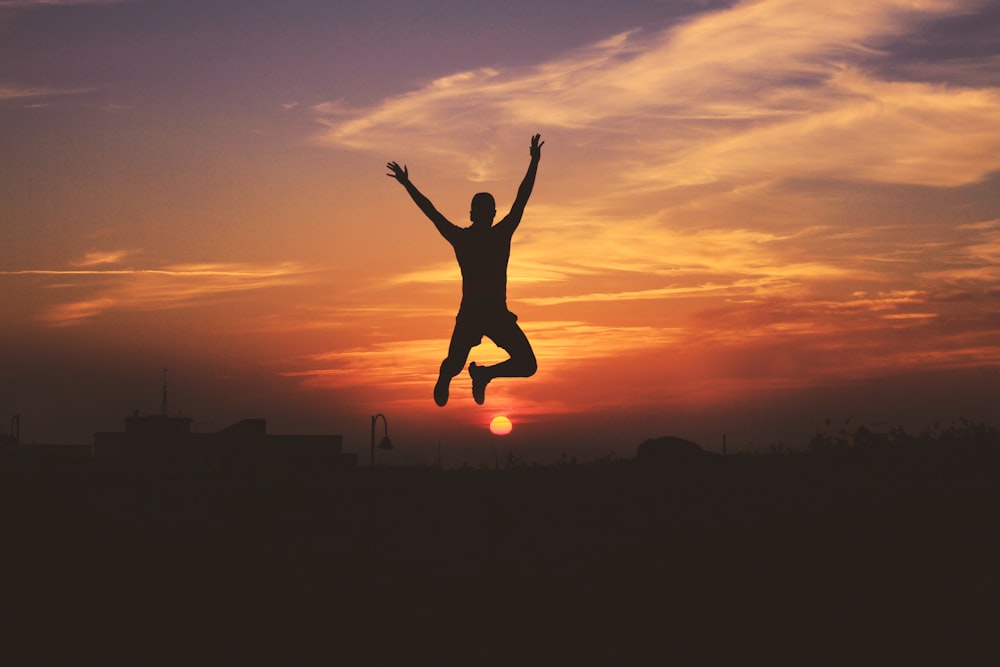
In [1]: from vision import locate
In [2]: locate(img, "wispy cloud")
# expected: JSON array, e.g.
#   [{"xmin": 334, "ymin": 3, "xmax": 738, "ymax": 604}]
[
  {"xmin": 388, "ymin": 205, "xmax": 857, "ymax": 303},
  {"xmin": 0, "ymin": 0, "xmax": 131, "ymax": 114},
  {"xmin": 2, "ymin": 260, "xmax": 309, "ymax": 326},
  {"xmin": 0, "ymin": 83, "xmax": 95, "ymax": 102},
  {"xmin": 3, "ymin": 264, "xmax": 302, "ymax": 278},
  {"xmin": 316, "ymin": 0, "xmax": 1000, "ymax": 188},
  {"xmin": 71, "ymin": 249, "xmax": 136, "ymax": 267}
]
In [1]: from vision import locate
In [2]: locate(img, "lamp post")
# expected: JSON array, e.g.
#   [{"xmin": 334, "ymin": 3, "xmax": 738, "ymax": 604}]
[{"xmin": 370, "ymin": 413, "xmax": 393, "ymax": 467}]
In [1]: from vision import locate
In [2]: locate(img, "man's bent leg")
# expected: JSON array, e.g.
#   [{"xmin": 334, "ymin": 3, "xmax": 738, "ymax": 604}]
[
  {"xmin": 436, "ymin": 320, "xmax": 477, "ymax": 407},
  {"xmin": 435, "ymin": 357, "xmax": 465, "ymax": 407},
  {"xmin": 469, "ymin": 319, "xmax": 536, "ymax": 405},
  {"xmin": 480, "ymin": 342, "xmax": 537, "ymax": 379}
]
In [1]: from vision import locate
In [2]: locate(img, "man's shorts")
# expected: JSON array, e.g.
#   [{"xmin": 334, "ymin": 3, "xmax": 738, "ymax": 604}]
[{"xmin": 452, "ymin": 307, "xmax": 523, "ymax": 353}]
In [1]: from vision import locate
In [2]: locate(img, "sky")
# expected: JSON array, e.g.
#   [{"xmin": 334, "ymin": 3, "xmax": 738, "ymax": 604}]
[{"xmin": 3, "ymin": 0, "xmax": 999, "ymax": 463}]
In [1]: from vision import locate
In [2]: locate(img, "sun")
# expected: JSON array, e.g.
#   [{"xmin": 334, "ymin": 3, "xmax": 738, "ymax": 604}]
[{"xmin": 489, "ymin": 415, "xmax": 513, "ymax": 436}]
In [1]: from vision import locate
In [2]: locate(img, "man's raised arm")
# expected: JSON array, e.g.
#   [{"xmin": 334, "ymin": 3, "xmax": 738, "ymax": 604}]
[
  {"xmin": 501, "ymin": 134, "xmax": 544, "ymax": 232},
  {"xmin": 386, "ymin": 161, "xmax": 454, "ymax": 239}
]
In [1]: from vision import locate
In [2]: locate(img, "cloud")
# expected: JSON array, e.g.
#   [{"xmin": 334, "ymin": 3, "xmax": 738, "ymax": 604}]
[
  {"xmin": 316, "ymin": 0, "xmax": 1000, "ymax": 189},
  {"xmin": 2, "ymin": 261, "xmax": 309, "ymax": 326},
  {"xmin": 0, "ymin": 84, "xmax": 94, "ymax": 101},
  {"xmin": 71, "ymin": 249, "xmax": 136, "ymax": 267},
  {"xmin": 386, "ymin": 204, "xmax": 857, "ymax": 304},
  {"xmin": 0, "ymin": 0, "xmax": 117, "ymax": 103},
  {"xmin": 638, "ymin": 66, "xmax": 1000, "ymax": 189},
  {"xmin": 317, "ymin": 0, "xmax": 999, "ymax": 319}
]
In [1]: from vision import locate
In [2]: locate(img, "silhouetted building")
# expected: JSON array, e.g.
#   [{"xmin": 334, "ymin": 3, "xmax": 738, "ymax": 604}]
[{"xmin": 94, "ymin": 413, "xmax": 355, "ymax": 466}]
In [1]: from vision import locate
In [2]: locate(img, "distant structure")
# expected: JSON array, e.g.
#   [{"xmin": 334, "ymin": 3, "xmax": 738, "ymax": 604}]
[
  {"xmin": 94, "ymin": 415, "xmax": 355, "ymax": 466},
  {"xmin": 96, "ymin": 408, "xmax": 194, "ymax": 452},
  {"xmin": 1, "ymin": 414, "xmax": 19, "ymax": 449},
  {"xmin": 92, "ymin": 373, "xmax": 355, "ymax": 465}
]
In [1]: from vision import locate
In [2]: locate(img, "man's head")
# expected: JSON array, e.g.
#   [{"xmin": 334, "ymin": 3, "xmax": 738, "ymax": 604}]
[{"xmin": 469, "ymin": 192, "xmax": 496, "ymax": 227}]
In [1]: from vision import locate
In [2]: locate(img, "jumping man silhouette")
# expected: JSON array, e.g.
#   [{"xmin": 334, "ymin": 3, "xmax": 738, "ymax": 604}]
[{"xmin": 387, "ymin": 134, "xmax": 544, "ymax": 406}]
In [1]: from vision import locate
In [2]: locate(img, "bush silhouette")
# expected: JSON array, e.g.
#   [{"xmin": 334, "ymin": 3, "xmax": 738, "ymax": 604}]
[{"xmin": 635, "ymin": 436, "xmax": 708, "ymax": 465}]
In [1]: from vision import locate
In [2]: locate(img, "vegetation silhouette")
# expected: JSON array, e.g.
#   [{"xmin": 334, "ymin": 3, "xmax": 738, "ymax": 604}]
[
  {"xmin": 635, "ymin": 435, "xmax": 714, "ymax": 466},
  {"xmin": 2, "ymin": 421, "xmax": 997, "ymax": 661},
  {"xmin": 387, "ymin": 134, "xmax": 543, "ymax": 406}
]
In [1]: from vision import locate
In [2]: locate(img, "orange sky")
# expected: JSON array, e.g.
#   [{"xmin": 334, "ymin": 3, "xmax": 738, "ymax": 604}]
[{"xmin": 3, "ymin": 0, "xmax": 999, "ymax": 462}]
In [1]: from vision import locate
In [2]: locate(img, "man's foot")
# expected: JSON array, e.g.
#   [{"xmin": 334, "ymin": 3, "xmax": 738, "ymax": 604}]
[
  {"xmin": 433, "ymin": 372, "xmax": 450, "ymax": 407},
  {"xmin": 469, "ymin": 362, "xmax": 489, "ymax": 405}
]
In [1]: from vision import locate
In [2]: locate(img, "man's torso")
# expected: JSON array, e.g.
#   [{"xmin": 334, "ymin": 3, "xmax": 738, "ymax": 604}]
[{"xmin": 450, "ymin": 225, "xmax": 512, "ymax": 311}]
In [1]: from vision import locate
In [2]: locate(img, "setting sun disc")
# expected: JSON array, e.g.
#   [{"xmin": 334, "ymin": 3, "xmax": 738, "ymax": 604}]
[{"xmin": 489, "ymin": 415, "xmax": 513, "ymax": 435}]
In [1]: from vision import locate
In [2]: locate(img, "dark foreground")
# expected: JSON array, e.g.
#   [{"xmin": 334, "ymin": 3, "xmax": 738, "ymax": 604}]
[{"xmin": 2, "ymin": 428, "xmax": 998, "ymax": 664}]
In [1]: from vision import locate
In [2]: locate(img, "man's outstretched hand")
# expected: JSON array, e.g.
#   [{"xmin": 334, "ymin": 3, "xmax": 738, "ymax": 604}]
[
  {"xmin": 530, "ymin": 134, "xmax": 544, "ymax": 161},
  {"xmin": 386, "ymin": 161, "xmax": 409, "ymax": 184}
]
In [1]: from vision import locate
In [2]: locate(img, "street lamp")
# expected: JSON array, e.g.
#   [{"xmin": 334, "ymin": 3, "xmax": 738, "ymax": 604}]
[{"xmin": 370, "ymin": 413, "xmax": 393, "ymax": 467}]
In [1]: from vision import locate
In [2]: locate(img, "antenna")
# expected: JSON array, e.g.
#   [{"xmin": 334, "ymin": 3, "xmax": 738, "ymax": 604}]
[{"xmin": 161, "ymin": 368, "xmax": 169, "ymax": 416}]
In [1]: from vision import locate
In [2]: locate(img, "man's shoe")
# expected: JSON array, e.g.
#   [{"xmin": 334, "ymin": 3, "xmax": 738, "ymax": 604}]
[{"xmin": 469, "ymin": 362, "xmax": 489, "ymax": 405}]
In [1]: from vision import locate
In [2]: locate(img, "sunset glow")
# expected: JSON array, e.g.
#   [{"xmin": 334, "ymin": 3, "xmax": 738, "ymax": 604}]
[{"xmin": 3, "ymin": 0, "xmax": 999, "ymax": 461}]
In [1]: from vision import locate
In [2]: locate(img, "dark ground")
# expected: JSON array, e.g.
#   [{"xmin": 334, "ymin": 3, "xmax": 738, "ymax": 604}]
[{"xmin": 2, "ymin": 425, "xmax": 998, "ymax": 664}]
